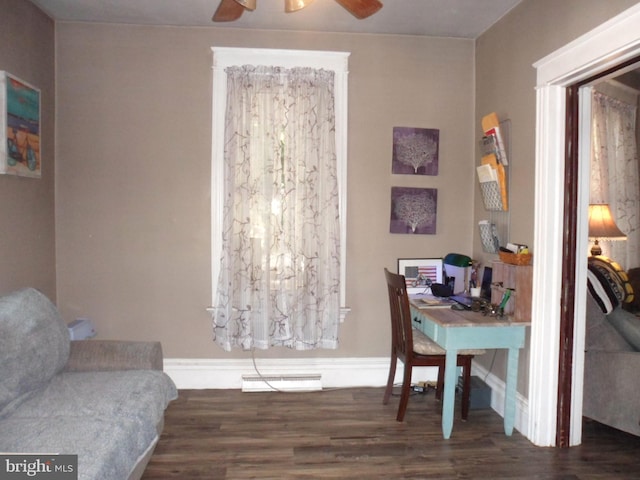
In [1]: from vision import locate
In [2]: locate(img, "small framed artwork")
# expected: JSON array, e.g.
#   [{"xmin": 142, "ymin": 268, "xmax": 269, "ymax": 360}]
[
  {"xmin": 390, "ymin": 186, "xmax": 437, "ymax": 234},
  {"xmin": 0, "ymin": 72, "xmax": 41, "ymax": 178},
  {"xmin": 398, "ymin": 258, "xmax": 443, "ymax": 293},
  {"xmin": 392, "ymin": 126, "xmax": 439, "ymax": 175}
]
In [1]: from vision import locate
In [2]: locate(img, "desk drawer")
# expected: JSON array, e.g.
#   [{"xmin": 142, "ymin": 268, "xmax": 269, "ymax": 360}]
[{"xmin": 412, "ymin": 314, "xmax": 437, "ymax": 339}]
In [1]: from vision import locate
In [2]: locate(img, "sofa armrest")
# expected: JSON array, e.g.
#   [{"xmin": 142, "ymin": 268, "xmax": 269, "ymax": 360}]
[{"xmin": 63, "ymin": 340, "xmax": 164, "ymax": 372}]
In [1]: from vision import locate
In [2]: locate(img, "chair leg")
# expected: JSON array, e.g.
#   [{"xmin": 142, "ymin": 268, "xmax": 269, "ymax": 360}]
[
  {"xmin": 435, "ymin": 362, "xmax": 444, "ymax": 401},
  {"xmin": 460, "ymin": 357, "xmax": 472, "ymax": 421},
  {"xmin": 397, "ymin": 364, "xmax": 412, "ymax": 422},
  {"xmin": 383, "ymin": 352, "xmax": 397, "ymax": 405}
]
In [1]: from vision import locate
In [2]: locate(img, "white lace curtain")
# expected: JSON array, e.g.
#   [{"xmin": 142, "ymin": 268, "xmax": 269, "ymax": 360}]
[
  {"xmin": 591, "ymin": 89, "xmax": 640, "ymax": 270},
  {"xmin": 212, "ymin": 65, "xmax": 341, "ymax": 351}
]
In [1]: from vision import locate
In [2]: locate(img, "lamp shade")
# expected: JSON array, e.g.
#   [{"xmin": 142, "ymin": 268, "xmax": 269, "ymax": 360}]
[
  {"xmin": 588, "ymin": 204, "xmax": 626, "ymax": 240},
  {"xmin": 443, "ymin": 253, "xmax": 472, "ymax": 267}
]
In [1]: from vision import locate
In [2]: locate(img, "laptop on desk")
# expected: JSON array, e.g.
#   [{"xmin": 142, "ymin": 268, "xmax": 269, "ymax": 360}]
[
  {"xmin": 449, "ymin": 266, "xmax": 493, "ymax": 310},
  {"xmin": 449, "ymin": 294, "xmax": 474, "ymax": 309}
]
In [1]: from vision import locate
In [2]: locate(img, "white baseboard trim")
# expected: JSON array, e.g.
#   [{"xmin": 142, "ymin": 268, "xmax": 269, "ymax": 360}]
[
  {"xmin": 471, "ymin": 362, "xmax": 530, "ymax": 437},
  {"xmin": 164, "ymin": 356, "xmax": 529, "ymax": 436},
  {"xmin": 164, "ymin": 356, "xmax": 440, "ymax": 389}
]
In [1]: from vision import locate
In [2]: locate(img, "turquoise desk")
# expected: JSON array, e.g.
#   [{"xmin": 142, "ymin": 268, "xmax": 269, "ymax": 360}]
[{"xmin": 409, "ymin": 299, "xmax": 529, "ymax": 439}]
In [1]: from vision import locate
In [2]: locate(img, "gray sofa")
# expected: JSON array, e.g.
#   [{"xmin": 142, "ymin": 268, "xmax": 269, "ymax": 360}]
[
  {"xmin": 584, "ymin": 291, "xmax": 640, "ymax": 436},
  {"xmin": 0, "ymin": 288, "xmax": 178, "ymax": 480}
]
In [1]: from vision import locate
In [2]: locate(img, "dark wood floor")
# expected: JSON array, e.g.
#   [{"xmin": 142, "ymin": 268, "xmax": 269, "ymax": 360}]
[{"xmin": 142, "ymin": 387, "xmax": 640, "ymax": 479}]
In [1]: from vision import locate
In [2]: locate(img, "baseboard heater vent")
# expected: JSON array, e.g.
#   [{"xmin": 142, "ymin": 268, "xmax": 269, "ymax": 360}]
[{"xmin": 241, "ymin": 373, "xmax": 322, "ymax": 392}]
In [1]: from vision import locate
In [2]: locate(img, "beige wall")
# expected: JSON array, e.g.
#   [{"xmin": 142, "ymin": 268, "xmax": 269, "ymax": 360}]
[
  {"xmin": 473, "ymin": 0, "xmax": 639, "ymax": 392},
  {"xmin": 54, "ymin": 24, "xmax": 476, "ymax": 358},
  {"xmin": 0, "ymin": 0, "xmax": 55, "ymax": 299},
  {"xmin": 9, "ymin": 0, "xmax": 632, "ymax": 395}
]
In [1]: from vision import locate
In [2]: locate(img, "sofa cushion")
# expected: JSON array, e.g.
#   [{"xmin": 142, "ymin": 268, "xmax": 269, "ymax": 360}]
[
  {"xmin": 585, "ymin": 292, "xmax": 634, "ymax": 351},
  {"xmin": 0, "ymin": 415, "xmax": 158, "ymax": 480},
  {"xmin": 9, "ymin": 370, "xmax": 178, "ymax": 431},
  {"xmin": 0, "ymin": 288, "xmax": 70, "ymax": 417},
  {"xmin": 607, "ymin": 307, "xmax": 640, "ymax": 351}
]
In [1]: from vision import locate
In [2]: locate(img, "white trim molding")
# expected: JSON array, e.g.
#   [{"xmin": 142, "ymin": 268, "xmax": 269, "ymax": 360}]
[
  {"xmin": 163, "ymin": 357, "xmax": 529, "ymax": 436},
  {"xmin": 531, "ymin": 3, "xmax": 640, "ymax": 447},
  {"xmin": 165, "ymin": 356, "xmax": 414, "ymax": 390},
  {"xmin": 473, "ymin": 362, "xmax": 529, "ymax": 438}
]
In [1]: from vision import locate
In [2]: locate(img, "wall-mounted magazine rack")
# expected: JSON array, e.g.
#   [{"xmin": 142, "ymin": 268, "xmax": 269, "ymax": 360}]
[
  {"xmin": 477, "ymin": 116, "xmax": 511, "ymax": 251},
  {"xmin": 478, "ymin": 220, "xmax": 500, "ymax": 253},
  {"xmin": 478, "ymin": 113, "xmax": 509, "ymax": 212},
  {"xmin": 478, "ymin": 170, "xmax": 504, "ymax": 211}
]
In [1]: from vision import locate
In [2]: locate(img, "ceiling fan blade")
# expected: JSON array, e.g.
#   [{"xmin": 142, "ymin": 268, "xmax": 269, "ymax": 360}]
[
  {"xmin": 333, "ymin": 0, "xmax": 382, "ymax": 19},
  {"xmin": 212, "ymin": 0, "xmax": 246, "ymax": 22}
]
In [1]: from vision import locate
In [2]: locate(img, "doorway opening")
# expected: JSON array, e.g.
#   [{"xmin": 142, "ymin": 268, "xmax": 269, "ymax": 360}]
[
  {"xmin": 559, "ymin": 57, "xmax": 640, "ymax": 448},
  {"xmin": 530, "ymin": 4, "xmax": 640, "ymax": 447}
]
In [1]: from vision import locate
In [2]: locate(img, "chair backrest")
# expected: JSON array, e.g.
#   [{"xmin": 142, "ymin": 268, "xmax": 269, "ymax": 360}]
[{"xmin": 384, "ymin": 268, "xmax": 415, "ymax": 361}]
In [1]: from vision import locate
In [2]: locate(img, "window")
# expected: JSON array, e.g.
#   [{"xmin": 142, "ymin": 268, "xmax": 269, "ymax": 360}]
[{"xmin": 210, "ymin": 48, "xmax": 349, "ymax": 351}]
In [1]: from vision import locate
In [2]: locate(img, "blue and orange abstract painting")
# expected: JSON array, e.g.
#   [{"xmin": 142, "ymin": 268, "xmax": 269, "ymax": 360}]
[{"xmin": 2, "ymin": 72, "xmax": 41, "ymax": 177}]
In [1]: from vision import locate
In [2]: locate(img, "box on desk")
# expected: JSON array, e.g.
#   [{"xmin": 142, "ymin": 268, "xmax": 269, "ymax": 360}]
[
  {"xmin": 490, "ymin": 260, "xmax": 532, "ymax": 322},
  {"xmin": 457, "ymin": 375, "xmax": 491, "ymax": 410}
]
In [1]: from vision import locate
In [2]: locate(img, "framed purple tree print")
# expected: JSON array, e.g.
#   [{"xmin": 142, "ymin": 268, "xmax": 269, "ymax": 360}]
[
  {"xmin": 392, "ymin": 127, "xmax": 439, "ymax": 175},
  {"xmin": 390, "ymin": 187, "xmax": 437, "ymax": 234}
]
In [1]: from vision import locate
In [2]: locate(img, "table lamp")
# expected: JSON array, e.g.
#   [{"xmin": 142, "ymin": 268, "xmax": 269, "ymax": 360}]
[
  {"xmin": 443, "ymin": 253, "xmax": 472, "ymax": 293},
  {"xmin": 588, "ymin": 203, "xmax": 626, "ymax": 256}
]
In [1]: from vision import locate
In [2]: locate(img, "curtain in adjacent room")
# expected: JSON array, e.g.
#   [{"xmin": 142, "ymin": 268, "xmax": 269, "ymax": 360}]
[
  {"xmin": 212, "ymin": 65, "xmax": 340, "ymax": 351},
  {"xmin": 591, "ymin": 89, "xmax": 640, "ymax": 270}
]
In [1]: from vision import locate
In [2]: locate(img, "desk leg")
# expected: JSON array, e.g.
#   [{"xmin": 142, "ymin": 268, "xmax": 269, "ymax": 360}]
[
  {"xmin": 441, "ymin": 349, "xmax": 457, "ymax": 439},
  {"xmin": 503, "ymin": 347, "xmax": 520, "ymax": 436}
]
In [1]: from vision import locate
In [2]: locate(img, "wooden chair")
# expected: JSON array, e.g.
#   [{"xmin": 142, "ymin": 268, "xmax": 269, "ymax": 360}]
[{"xmin": 383, "ymin": 268, "xmax": 484, "ymax": 422}]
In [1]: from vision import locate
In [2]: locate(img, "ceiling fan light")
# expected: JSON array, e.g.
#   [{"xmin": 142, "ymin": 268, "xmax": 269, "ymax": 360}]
[
  {"xmin": 284, "ymin": 0, "xmax": 314, "ymax": 13},
  {"xmin": 234, "ymin": 0, "xmax": 257, "ymax": 11}
]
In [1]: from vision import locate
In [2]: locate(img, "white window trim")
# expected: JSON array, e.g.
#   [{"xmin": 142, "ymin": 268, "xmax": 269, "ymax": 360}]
[{"xmin": 210, "ymin": 47, "xmax": 350, "ymax": 321}]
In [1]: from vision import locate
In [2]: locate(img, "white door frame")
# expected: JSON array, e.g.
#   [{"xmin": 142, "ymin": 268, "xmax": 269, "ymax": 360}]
[{"xmin": 530, "ymin": 4, "xmax": 640, "ymax": 446}]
